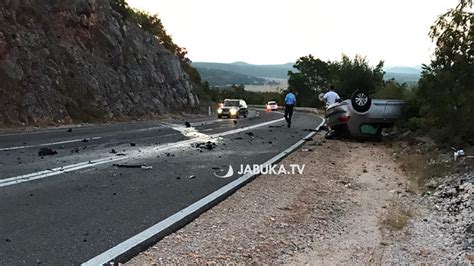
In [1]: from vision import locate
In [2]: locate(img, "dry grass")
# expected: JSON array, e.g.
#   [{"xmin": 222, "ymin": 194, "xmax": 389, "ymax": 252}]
[
  {"xmin": 382, "ymin": 201, "xmax": 413, "ymax": 231},
  {"xmin": 397, "ymin": 148, "xmax": 452, "ymax": 192}
]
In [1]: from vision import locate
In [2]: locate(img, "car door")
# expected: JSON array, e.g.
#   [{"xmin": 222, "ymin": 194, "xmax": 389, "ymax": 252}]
[{"xmin": 239, "ymin": 100, "xmax": 248, "ymax": 114}]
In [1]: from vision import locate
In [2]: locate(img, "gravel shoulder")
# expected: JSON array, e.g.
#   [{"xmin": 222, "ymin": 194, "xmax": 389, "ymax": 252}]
[{"xmin": 128, "ymin": 133, "xmax": 473, "ymax": 264}]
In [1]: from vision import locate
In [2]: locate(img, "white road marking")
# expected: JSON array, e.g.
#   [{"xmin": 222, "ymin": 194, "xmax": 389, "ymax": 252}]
[
  {"xmin": 0, "ymin": 118, "xmax": 285, "ymax": 188},
  {"xmin": 0, "ymin": 137, "xmax": 103, "ymax": 152},
  {"xmin": 82, "ymin": 117, "xmax": 325, "ymax": 265}
]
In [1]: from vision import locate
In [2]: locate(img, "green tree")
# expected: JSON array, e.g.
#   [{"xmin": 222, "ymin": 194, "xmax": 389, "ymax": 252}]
[
  {"xmin": 333, "ymin": 55, "xmax": 384, "ymax": 99},
  {"xmin": 375, "ymin": 79, "xmax": 406, "ymax": 99},
  {"xmin": 287, "ymin": 55, "xmax": 333, "ymax": 107},
  {"xmin": 416, "ymin": 0, "xmax": 473, "ymax": 143},
  {"xmin": 287, "ymin": 54, "xmax": 385, "ymax": 107}
]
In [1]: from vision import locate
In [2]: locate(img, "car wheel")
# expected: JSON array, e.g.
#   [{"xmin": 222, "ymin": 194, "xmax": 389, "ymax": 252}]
[
  {"xmin": 351, "ymin": 90, "xmax": 372, "ymax": 113},
  {"xmin": 243, "ymin": 112, "xmax": 247, "ymax": 118},
  {"xmin": 218, "ymin": 114, "xmax": 222, "ymax": 119}
]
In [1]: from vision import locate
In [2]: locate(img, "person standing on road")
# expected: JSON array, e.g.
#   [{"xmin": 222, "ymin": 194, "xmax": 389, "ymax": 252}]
[
  {"xmin": 323, "ymin": 85, "xmax": 341, "ymax": 106},
  {"xmin": 284, "ymin": 87, "xmax": 296, "ymax": 128}
]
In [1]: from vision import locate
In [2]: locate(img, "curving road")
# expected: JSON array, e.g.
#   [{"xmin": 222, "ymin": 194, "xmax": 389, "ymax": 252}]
[{"xmin": 0, "ymin": 109, "xmax": 322, "ymax": 265}]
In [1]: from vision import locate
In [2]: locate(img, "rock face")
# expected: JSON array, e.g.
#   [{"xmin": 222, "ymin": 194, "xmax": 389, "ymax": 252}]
[{"xmin": 0, "ymin": 0, "xmax": 199, "ymax": 126}]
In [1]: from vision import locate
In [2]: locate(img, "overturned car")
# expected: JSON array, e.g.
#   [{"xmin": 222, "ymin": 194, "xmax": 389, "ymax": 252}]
[{"xmin": 325, "ymin": 90, "xmax": 404, "ymax": 138}]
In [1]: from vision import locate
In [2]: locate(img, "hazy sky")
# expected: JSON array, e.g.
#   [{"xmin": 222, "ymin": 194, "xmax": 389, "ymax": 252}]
[{"xmin": 126, "ymin": 0, "xmax": 458, "ymax": 67}]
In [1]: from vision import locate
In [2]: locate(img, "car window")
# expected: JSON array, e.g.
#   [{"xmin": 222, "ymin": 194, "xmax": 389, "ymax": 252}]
[{"xmin": 224, "ymin": 100, "xmax": 239, "ymax": 107}]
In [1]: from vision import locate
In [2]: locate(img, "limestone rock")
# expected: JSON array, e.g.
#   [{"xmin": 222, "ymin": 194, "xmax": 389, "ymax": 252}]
[{"xmin": 0, "ymin": 0, "xmax": 199, "ymax": 126}]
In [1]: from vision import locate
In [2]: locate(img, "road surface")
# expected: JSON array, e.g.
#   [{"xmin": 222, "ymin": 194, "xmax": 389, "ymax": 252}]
[{"xmin": 0, "ymin": 109, "xmax": 322, "ymax": 264}]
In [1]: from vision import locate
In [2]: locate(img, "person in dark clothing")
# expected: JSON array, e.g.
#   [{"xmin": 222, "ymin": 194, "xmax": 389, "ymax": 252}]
[{"xmin": 284, "ymin": 88, "xmax": 296, "ymax": 127}]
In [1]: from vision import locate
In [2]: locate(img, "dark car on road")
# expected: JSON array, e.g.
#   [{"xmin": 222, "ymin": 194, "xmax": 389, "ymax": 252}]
[{"xmin": 218, "ymin": 99, "xmax": 249, "ymax": 119}]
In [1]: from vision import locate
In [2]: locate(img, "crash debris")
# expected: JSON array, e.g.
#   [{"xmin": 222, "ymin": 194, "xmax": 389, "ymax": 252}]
[
  {"xmin": 113, "ymin": 164, "xmax": 153, "ymax": 170},
  {"xmin": 193, "ymin": 141, "xmax": 217, "ymax": 150},
  {"xmin": 38, "ymin": 148, "xmax": 57, "ymax": 156}
]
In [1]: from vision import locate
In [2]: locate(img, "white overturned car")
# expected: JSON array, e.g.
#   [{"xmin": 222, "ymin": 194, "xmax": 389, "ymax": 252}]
[{"xmin": 325, "ymin": 90, "xmax": 404, "ymax": 137}]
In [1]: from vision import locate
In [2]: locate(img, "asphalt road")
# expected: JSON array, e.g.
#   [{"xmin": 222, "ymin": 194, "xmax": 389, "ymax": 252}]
[{"xmin": 0, "ymin": 109, "xmax": 322, "ymax": 265}]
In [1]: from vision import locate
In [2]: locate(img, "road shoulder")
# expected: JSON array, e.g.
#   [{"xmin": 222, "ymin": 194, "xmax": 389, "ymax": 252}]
[{"xmin": 128, "ymin": 133, "xmax": 472, "ymax": 264}]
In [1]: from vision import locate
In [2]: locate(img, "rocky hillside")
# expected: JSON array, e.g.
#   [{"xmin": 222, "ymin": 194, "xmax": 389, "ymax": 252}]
[{"xmin": 0, "ymin": 0, "xmax": 199, "ymax": 126}]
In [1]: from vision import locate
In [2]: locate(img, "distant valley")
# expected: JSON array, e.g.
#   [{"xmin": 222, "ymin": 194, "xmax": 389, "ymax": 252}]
[{"xmin": 193, "ymin": 62, "xmax": 422, "ymax": 89}]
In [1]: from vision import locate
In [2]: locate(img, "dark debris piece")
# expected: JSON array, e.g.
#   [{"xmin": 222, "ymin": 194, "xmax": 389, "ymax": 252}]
[
  {"xmin": 184, "ymin": 121, "xmax": 191, "ymax": 128},
  {"xmin": 110, "ymin": 149, "xmax": 117, "ymax": 154},
  {"xmin": 245, "ymin": 132, "xmax": 255, "ymax": 137},
  {"xmin": 130, "ymin": 142, "xmax": 136, "ymax": 147},
  {"xmin": 113, "ymin": 164, "xmax": 152, "ymax": 170},
  {"xmin": 67, "ymin": 128, "xmax": 72, "ymax": 132},
  {"xmin": 194, "ymin": 141, "xmax": 217, "ymax": 150},
  {"xmin": 38, "ymin": 148, "xmax": 57, "ymax": 156},
  {"xmin": 82, "ymin": 139, "xmax": 88, "ymax": 143}
]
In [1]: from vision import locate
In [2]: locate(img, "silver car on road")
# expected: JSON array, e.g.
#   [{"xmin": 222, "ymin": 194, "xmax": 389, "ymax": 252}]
[{"xmin": 325, "ymin": 90, "xmax": 404, "ymax": 137}]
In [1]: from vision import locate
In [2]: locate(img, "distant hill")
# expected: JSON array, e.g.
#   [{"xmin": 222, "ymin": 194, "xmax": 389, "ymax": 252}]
[
  {"xmin": 385, "ymin": 66, "xmax": 422, "ymax": 75},
  {"xmin": 192, "ymin": 62, "xmax": 295, "ymax": 79},
  {"xmin": 384, "ymin": 66, "xmax": 422, "ymax": 84},
  {"xmin": 193, "ymin": 61, "xmax": 422, "ymax": 86},
  {"xmin": 195, "ymin": 67, "xmax": 267, "ymax": 86}
]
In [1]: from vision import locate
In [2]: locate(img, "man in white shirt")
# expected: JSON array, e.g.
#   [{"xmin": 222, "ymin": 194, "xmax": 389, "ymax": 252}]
[{"xmin": 323, "ymin": 85, "xmax": 341, "ymax": 106}]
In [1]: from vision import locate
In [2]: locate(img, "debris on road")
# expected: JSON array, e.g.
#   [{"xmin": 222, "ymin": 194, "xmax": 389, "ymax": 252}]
[
  {"xmin": 303, "ymin": 137, "xmax": 314, "ymax": 141},
  {"xmin": 188, "ymin": 175, "xmax": 196, "ymax": 179},
  {"xmin": 318, "ymin": 125, "xmax": 329, "ymax": 131},
  {"xmin": 245, "ymin": 132, "xmax": 255, "ymax": 137},
  {"xmin": 185, "ymin": 121, "xmax": 191, "ymax": 128},
  {"xmin": 38, "ymin": 148, "xmax": 57, "ymax": 156},
  {"xmin": 301, "ymin": 148, "xmax": 313, "ymax": 152},
  {"xmin": 110, "ymin": 149, "xmax": 117, "ymax": 154},
  {"xmin": 193, "ymin": 141, "xmax": 217, "ymax": 150},
  {"xmin": 303, "ymin": 128, "xmax": 318, "ymax": 132},
  {"xmin": 82, "ymin": 138, "xmax": 88, "ymax": 143},
  {"xmin": 454, "ymin": 150, "xmax": 465, "ymax": 161},
  {"xmin": 113, "ymin": 164, "xmax": 153, "ymax": 170},
  {"xmin": 116, "ymin": 153, "xmax": 126, "ymax": 156},
  {"xmin": 67, "ymin": 128, "xmax": 72, "ymax": 133},
  {"xmin": 233, "ymin": 120, "xmax": 237, "ymax": 125},
  {"xmin": 130, "ymin": 142, "xmax": 136, "ymax": 147}
]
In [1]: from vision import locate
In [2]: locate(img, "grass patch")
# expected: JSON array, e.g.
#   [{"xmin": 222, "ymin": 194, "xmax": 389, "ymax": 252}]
[
  {"xmin": 395, "ymin": 142, "xmax": 453, "ymax": 193},
  {"xmin": 382, "ymin": 202, "xmax": 413, "ymax": 231}
]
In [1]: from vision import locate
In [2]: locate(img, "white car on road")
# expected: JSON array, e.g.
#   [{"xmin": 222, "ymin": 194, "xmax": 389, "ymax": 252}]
[{"xmin": 266, "ymin": 101, "xmax": 279, "ymax": 111}]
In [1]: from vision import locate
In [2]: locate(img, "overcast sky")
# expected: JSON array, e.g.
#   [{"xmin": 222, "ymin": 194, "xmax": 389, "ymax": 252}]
[{"xmin": 126, "ymin": 0, "xmax": 458, "ymax": 67}]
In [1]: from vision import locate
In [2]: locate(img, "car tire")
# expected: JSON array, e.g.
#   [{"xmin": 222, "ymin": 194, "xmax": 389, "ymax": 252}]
[
  {"xmin": 243, "ymin": 112, "xmax": 247, "ymax": 118},
  {"xmin": 351, "ymin": 90, "xmax": 372, "ymax": 113},
  {"xmin": 218, "ymin": 114, "xmax": 222, "ymax": 119}
]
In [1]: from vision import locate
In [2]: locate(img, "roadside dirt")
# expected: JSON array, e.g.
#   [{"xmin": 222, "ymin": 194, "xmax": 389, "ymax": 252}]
[{"xmin": 128, "ymin": 133, "xmax": 472, "ymax": 264}]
